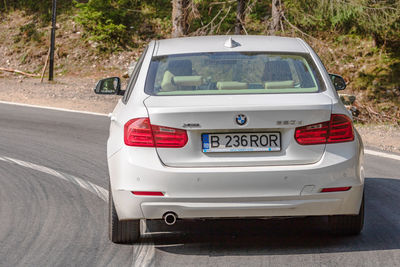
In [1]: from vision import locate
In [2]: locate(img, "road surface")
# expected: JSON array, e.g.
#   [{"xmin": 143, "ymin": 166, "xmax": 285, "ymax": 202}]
[{"xmin": 0, "ymin": 103, "xmax": 399, "ymax": 266}]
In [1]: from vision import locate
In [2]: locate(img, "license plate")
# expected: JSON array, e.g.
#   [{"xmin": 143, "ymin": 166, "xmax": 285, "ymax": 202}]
[{"xmin": 202, "ymin": 132, "xmax": 281, "ymax": 153}]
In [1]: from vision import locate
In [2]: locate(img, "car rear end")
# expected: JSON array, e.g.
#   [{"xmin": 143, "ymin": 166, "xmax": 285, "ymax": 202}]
[
  {"xmin": 109, "ymin": 101, "xmax": 364, "ymax": 221},
  {"xmin": 107, "ymin": 36, "xmax": 364, "ymax": 238}
]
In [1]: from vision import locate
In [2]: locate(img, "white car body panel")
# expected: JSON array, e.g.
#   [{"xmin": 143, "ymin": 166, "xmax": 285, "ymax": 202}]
[
  {"xmin": 108, "ymin": 140, "xmax": 363, "ymax": 220},
  {"xmin": 154, "ymin": 35, "xmax": 308, "ymax": 56},
  {"xmin": 144, "ymin": 93, "xmax": 332, "ymax": 167},
  {"xmin": 106, "ymin": 35, "xmax": 364, "ymax": 222}
]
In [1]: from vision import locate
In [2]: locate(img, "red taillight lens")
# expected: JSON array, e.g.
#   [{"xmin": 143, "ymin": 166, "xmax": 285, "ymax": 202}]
[
  {"xmin": 295, "ymin": 114, "xmax": 354, "ymax": 145},
  {"xmin": 327, "ymin": 114, "xmax": 354, "ymax": 143},
  {"xmin": 124, "ymin": 118, "xmax": 155, "ymax": 147},
  {"xmin": 152, "ymin": 125, "xmax": 188, "ymax": 148},
  {"xmin": 294, "ymin": 121, "xmax": 330, "ymax": 145},
  {"xmin": 321, "ymin": 186, "xmax": 352, "ymax": 193},
  {"xmin": 131, "ymin": 191, "xmax": 164, "ymax": 196},
  {"xmin": 124, "ymin": 118, "xmax": 188, "ymax": 148}
]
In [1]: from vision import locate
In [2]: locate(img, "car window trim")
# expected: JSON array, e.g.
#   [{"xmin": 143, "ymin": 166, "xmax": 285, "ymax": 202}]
[
  {"xmin": 122, "ymin": 46, "xmax": 149, "ymax": 104},
  {"xmin": 144, "ymin": 52, "xmax": 326, "ymax": 96}
]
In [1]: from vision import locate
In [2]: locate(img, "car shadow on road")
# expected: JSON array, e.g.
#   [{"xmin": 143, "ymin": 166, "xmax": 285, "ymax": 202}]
[{"xmin": 140, "ymin": 177, "xmax": 400, "ymax": 255}]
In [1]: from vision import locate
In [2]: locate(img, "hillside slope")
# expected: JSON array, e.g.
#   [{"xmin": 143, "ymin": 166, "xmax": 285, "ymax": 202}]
[
  {"xmin": 0, "ymin": 11, "xmax": 139, "ymax": 78},
  {"xmin": 0, "ymin": 9, "xmax": 399, "ymax": 123}
]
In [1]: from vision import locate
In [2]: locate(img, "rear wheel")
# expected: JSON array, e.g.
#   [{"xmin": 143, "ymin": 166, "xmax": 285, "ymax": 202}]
[
  {"xmin": 109, "ymin": 186, "xmax": 140, "ymax": 243},
  {"xmin": 328, "ymin": 193, "xmax": 364, "ymax": 235}
]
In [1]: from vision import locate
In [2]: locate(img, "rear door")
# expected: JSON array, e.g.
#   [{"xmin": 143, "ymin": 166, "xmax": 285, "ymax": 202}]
[{"xmin": 144, "ymin": 93, "xmax": 332, "ymax": 167}]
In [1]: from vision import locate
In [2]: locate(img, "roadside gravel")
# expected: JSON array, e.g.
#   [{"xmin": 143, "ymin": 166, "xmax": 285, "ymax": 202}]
[
  {"xmin": 356, "ymin": 124, "xmax": 400, "ymax": 153},
  {"xmin": 1, "ymin": 76, "xmax": 399, "ymax": 153},
  {"xmin": 0, "ymin": 75, "xmax": 121, "ymax": 114}
]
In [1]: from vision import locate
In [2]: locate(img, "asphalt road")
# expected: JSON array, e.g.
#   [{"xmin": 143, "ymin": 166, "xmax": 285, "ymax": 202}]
[{"xmin": 0, "ymin": 103, "xmax": 399, "ymax": 267}]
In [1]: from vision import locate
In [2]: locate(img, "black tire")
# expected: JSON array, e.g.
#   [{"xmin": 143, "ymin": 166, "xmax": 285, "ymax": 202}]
[
  {"xmin": 109, "ymin": 186, "xmax": 140, "ymax": 243},
  {"xmin": 328, "ymin": 193, "xmax": 364, "ymax": 235}
]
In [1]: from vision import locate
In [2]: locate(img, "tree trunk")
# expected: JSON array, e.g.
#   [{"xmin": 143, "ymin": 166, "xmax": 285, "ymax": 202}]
[
  {"xmin": 172, "ymin": 0, "xmax": 189, "ymax": 38},
  {"xmin": 235, "ymin": 0, "xmax": 246, "ymax": 35},
  {"xmin": 269, "ymin": 0, "xmax": 281, "ymax": 35}
]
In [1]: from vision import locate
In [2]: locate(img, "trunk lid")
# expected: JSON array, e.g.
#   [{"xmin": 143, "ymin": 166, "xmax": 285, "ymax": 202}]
[{"xmin": 144, "ymin": 93, "xmax": 332, "ymax": 167}]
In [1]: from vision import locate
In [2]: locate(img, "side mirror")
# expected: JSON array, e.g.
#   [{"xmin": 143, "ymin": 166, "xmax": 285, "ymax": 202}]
[
  {"xmin": 329, "ymin": 74, "xmax": 346, "ymax": 91},
  {"xmin": 94, "ymin": 77, "xmax": 124, "ymax": 95}
]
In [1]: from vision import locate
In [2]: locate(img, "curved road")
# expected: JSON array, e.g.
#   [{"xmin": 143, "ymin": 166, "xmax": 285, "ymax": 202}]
[{"xmin": 0, "ymin": 102, "xmax": 399, "ymax": 266}]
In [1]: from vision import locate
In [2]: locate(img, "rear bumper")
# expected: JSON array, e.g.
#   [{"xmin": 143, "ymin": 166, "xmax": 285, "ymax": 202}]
[
  {"xmin": 140, "ymin": 186, "xmax": 363, "ymax": 219},
  {"xmin": 108, "ymin": 140, "xmax": 364, "ymax": 220}
]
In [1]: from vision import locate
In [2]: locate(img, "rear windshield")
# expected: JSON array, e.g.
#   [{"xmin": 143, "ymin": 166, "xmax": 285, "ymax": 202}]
[{"xmin": 144, "ymin": 52, "xmax": 324, "ymax": 96}]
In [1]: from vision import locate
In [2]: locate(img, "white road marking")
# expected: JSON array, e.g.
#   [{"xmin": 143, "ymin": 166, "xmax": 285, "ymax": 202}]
[
  {"xmin": 0, "ymin": 155, "xmax": 108, "ymax": 201},
  {"xmin": 365, "ymin": 149, "xmax": 400, "ymax": 162},
  {"xmin": 132, "ymin": 220, "xmax": 156, "ymax": 267},
  {"xmin": 0, "ymin": 155, "xmax": 155, "ymax": 266},
  {"xmin": 0, "ymin": 100, "xmax": 107, "ymax": 117},
  {"xmin": 133, "ymin": 243, "xmax": 155, "ymax": 267}
]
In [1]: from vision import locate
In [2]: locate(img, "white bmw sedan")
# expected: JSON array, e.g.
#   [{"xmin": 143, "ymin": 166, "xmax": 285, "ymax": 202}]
[{"xmin": 95, "ymin": 35, "xmax": 364, "ymax": 244}]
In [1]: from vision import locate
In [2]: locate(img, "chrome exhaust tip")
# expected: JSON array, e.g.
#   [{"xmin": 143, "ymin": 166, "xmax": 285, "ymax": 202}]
[{"xmin": 163, "ymin": 212, "xmax": 177, "ymax": 226}]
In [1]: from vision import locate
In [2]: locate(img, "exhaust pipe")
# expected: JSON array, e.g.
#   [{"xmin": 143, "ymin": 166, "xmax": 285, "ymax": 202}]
[{"xmin": 163, "ymin": 212, "xmax": 177, "ymax": 225}]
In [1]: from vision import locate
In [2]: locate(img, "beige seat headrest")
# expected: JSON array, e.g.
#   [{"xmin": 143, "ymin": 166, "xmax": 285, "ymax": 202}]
[
  {"xmin": 216, "ymin": 81, "xmax": 248, "ymax": 90},
  {"xmin": 264, "ymin": 80, "xmax": 295, "ymax": 89},
  {"xmin": 161, "ymin": 71, "xmax": 176, "ymax": 91}
]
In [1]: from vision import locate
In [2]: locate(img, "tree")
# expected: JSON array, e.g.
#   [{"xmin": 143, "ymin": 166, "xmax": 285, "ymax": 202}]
[
  {"xmin": 172, "ymin": 0, "xmax": 189, "ymax": 37},
  {"xmin": 269, "ymin": 0, "xmax": 282, "ymax": 35},
  {"xmin": 235, "ymin": 0, "xmax": 246, "ymax": 34}
]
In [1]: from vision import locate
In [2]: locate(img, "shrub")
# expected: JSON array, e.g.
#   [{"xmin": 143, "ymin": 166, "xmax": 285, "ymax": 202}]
[
  {"xmin": 74, "ymin": 0, "xmax": 139, "ymax": 52},
  {"xmin": 284, "ymin": 0, "xmax": 400, "ymax": 48},
  {"xmin": 0, "ymin": 0, "xmax": 75, "ymax": 21}
]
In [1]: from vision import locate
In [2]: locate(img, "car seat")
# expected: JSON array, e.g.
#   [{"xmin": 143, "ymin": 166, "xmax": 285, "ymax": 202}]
[
  {"xmin": 262, "ymin": 60, "xmax": 295, "ymax": 89},
  {"xmin": 161, "ymin": 60, "xmax": 194, "ymax": 91}
]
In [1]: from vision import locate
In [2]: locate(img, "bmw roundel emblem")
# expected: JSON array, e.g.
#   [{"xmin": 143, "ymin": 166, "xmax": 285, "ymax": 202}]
[{"xmin": 235, "ymin": 114, "xmax": 247, "ymax": 126}]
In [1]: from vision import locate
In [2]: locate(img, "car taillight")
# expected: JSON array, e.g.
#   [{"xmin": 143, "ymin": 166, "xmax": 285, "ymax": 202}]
[
  {"xmin": 151, "ymin": 125, "xmax": 188, "ymax": 147},
  {"xmin": 294, "ymin": 121, "xmax": 330, "ymax": 145},
  {"xmin": 327, "ymin": 114, "xmax": 354, "ymax": 143},
  {"xmin": 131, "ymin": 191, "xmax": 164, "ymax": 196},
  {"xmin": 295, "ymin": 114, "xmax": 354, "ymax": 145},
  {"xmin": 124, "ymin": 118, "xmax": 188, "ymax": 148},
  {"xmin": 124, "ymin": 118, "xmax": 154, "ymax": 147},
  {"xmin": 321, "ymin": 186, "xmax": 352, "ymax": 193}
]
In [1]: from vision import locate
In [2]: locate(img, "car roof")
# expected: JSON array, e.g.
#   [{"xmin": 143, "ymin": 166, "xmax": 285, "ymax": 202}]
[{"xmin": 154, "ymin": 35, "xmax": 308, "ymax": 56}]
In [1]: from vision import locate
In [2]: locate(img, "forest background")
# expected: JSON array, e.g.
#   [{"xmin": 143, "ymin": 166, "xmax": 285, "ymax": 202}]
[{"xmin": 0, "ymin": 0, "xmax": 399, "ymax": 123}]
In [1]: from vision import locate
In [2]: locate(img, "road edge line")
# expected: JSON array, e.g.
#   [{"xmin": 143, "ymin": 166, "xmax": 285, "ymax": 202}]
[
  {"xmin": 364, "ymin": 149, "xmax": 400, "ymax": 161},
  {"xmin": 0, "ymin": 154, "xmax": 155, "ymax": 263},
  {"xmin": 0, "ymin": 100, "xmax": 108, "ymax": 117},
  {"xmin": 0, "ymin": 155, "xmax": 108, "ymax": 201}
]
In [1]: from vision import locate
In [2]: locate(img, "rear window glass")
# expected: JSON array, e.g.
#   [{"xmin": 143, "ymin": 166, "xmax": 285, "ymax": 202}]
[{"xmin": 144, "ymin": 52, "xmax": 324, "ymax": 96}]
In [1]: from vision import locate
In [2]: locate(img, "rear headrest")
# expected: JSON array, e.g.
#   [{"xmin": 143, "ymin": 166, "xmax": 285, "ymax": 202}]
[
  {"xmin": 262, "ymin": 60, "xmax": 293, "ymax": 82},
  {"xmin": 168, "ymin": 60, "xmax": 192, "ymax": 76}
]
